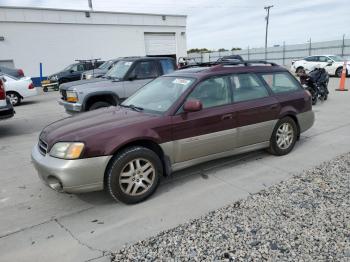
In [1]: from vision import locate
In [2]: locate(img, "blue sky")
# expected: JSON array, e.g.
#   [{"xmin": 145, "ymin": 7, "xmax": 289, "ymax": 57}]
[{"xmin": 0, "ymin": 0, "xmax": 349, "ymax": 50}]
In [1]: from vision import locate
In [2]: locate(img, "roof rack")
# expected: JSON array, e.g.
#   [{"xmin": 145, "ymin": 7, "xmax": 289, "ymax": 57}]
[{"xmin": 178, "ymin": 59, "xmax": 278, "ymax": 70}]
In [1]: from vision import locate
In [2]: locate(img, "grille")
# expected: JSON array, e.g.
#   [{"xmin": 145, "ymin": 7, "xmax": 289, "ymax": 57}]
[
  {"xmin": 38, "ymin": 139, "xmax": 48, "ymax": 156},
  {"xmin": 61, "ymin": 89, "xmax": 67, "ymax": 101}
]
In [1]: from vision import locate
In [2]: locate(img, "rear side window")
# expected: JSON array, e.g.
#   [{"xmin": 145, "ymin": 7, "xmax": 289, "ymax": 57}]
[
  {"xmin": 230, "ymin": 73, "xmax": 269, "ymax": 102},
  {"xmin": 261, "ymin": 72, "xmax": 300, "ymax": 94},
  {"xmin": 304, "ymin": 56, "xmax": 318, "ymax": 62},
  {"xmin": 160, "ymin": 59, "xmax": 175, "ymax": 74}
]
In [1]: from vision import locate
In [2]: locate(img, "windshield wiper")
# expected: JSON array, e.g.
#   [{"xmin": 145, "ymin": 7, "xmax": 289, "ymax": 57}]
[{"xmin": 120, "ymin": 104, "xmax": 144, "ymax": 112}]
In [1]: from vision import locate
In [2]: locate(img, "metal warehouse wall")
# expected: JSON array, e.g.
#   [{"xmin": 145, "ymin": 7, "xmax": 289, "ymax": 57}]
[
  {"xmin": 0, "ymin": 7, "xmax": 187, "ymax": 77},
  {"xmin": 188, "ymin": 38, "xmax": 350, "ymax": 66}
]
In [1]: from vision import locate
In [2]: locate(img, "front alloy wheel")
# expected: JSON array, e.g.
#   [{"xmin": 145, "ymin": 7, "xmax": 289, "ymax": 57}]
[
  {"xmin": 106, "ymin": 146, "xmax": 162, "ymax": 204},
  {"xmin": 119, "ymin": 158, "xmax": 156, "ymax": 196},
  {"xmin": 276, "ymin": 123, "xmax": 294, "ymax": 150}
]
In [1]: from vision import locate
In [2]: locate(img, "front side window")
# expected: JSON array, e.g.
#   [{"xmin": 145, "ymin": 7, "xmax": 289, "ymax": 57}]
[
  {"xmin": 187, "ymin": 76, "xmax": 231, "ymax": 109},
  {"xmin": 261, "ymin": 72, "xmax": 301, "ymax": 94},
  {"xmin": 318, "ymin": 56, "xmax": 328, "ymax": 62},
  {"xmin": 305, "ymin": 56, "xmax": 318, "ymax": 62},
  {"xmin": 77, "ymin": 64, "xmax": 85, "ymax": 71},
  {"xmin": 122, "ymin": 76, "xmax": 195, "ymax": 114},
  {"xmin": 130, "ymin": 61, "xmax": 159, "ymax": 79},
  {"xmin": 160, "ymin": 59, "xmax": 175, "ymax": 74},
  {"xmin": 230, "ymin": 73, "xmax": 269, "ymax": 102}
]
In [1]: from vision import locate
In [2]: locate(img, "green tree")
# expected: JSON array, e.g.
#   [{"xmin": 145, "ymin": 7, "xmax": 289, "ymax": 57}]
[
  {"xmin": 231, "ymin": 47, "xmax": 242, "ymax": 51},
  {"xmin": 188, "ymin": 48, "xmax": 211, "ymax": 53},
  {"xmin": 218, "ymin": 48, "xmax": 228, "ymax": 52}
]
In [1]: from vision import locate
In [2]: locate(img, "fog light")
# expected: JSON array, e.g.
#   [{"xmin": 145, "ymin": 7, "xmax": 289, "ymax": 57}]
[{"xmin": 47, "ymin": 176, "xmax": 63, "ymax": 192}]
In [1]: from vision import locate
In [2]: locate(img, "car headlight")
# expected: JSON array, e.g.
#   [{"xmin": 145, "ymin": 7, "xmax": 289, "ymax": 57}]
[
  {"xmin": 66, "ymin": 91, "xmax": 78, "ymax": 103},
  {"xmin": 51, "ymin": 75, "xmax": 58, "ymax": 81},
  {"xmin": 86, "ymin": 74, "xmax": 93, "ymax": 80},
  {"xmin": 49, "ymin": 142, "xmax": 84, "ymax": 159}
]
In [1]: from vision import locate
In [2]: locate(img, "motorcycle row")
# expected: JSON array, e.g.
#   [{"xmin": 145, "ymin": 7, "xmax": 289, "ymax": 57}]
[{"xmin": 297, "ymin": 66, "xmax": 329, "ymax": 105}]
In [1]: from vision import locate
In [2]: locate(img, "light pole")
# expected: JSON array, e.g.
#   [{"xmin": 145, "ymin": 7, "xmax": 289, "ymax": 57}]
[{"xmin": 264, "ymin": 5, "xmax": 273, "ymax": 60}]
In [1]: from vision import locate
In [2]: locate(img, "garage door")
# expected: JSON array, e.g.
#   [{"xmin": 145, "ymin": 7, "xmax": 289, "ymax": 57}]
[{"xmin": 144, "ymin": 33, "xmax": 176, "ymax": 56}]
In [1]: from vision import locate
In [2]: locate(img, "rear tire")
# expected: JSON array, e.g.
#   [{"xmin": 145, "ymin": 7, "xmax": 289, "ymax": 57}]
[
  {"xmin": 6, "ymin": 92, "xmax": 21, "ymax": 106},
  {"xmin": 106, "ymin": 146, "xmax": 162, "ymax": 204},
  {"xmin": 88, "ymin": 101, "xmax": 112, "ymax": 111},
  {"xmin": 268, "ymin": 117, "xmax": 298, "ymax": 156}
]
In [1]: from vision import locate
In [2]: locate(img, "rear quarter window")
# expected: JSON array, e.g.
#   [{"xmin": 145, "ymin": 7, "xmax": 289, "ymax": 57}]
[
  {"xmin": 260, "ymin": 72, "xmax": 301, "ymax": 94},
  {"xmin": 160, "ymin": 59, "xmax": 175, "ymax": 74}
]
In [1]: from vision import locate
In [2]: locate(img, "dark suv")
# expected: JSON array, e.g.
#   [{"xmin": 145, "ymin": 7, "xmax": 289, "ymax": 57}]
[
  {"xmin": 41, "ymin": 61, "xmax": 103, "ymax": 91},
  {"xmin": 32, "ymin": 61, "xmax": 314, "ymax": 204}
]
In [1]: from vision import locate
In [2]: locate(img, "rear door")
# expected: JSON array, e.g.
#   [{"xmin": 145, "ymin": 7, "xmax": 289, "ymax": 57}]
[
  {"xmin": 123, "ymin": 60, "xmax": 161, "ymax": 98},
  {"xmin": 171, "ymin": 75, "xmax": 237, "ymax": 163},
  {"xmin": 230, "ymin": 73, "xmax": 280, "ymax": 147}
]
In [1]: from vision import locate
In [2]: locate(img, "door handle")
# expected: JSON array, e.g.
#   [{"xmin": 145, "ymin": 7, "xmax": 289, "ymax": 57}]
[
  {"xmin": 270, "ymin": 104, "xmax": 278, "ymax": 110},
  {"xmin": 221, "ymin": 114, "xmax": 233, "ymax": 120}
]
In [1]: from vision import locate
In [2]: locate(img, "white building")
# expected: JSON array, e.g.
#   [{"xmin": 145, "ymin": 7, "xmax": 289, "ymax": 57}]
[{"xmin": 0, "ymin": 6, "xmax": 187, "ymax": 79}]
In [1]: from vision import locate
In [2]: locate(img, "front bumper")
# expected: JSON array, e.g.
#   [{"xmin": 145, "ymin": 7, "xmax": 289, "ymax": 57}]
[
  {"xmin": 58, "ymin": 99, "xmax": 82, "ymax": 114},
  {"xmin": 0, "ymin": 98, "xmax": 15, "ymax": 120},
  {"xmin": 41, "ymin": 80, "xmax": 59, "ymax": 89},
  {"xmin": 31, "ymin": 145, "xmax": 112, "ymax": 193}
]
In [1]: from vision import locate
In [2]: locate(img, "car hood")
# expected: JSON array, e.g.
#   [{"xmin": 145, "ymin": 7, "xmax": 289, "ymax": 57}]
[
  {"xmin": 59, "ymin": 78, "xmax": 108, "ymax": 90},
  {"xmin": 40, "ymin": 106, "xmax": 159, "ymax": 150}
]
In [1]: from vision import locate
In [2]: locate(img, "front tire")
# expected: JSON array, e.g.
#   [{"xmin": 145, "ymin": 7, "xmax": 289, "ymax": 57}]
[
  {"xmin": 268, "ymin": 117, "xmax": 298, "ymax": 156},
  {"xmin": 6, "ymin": 92, "xmax": 21, "ymax": 106},
  {"xmin": 106, "ymin": 146, "xmax": 162, "ymax": 204},
  {"xmin": 89, "ymin": 101, "xmax": 112, "ymax": 111}
]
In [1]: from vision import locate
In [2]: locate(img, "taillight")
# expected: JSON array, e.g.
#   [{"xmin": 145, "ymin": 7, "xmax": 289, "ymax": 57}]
[
  {"xmin": 28, "ymin": 83, "xmax": 34, "ymax": 89},
  {"xmin": 17, "ymin": 69, "xmax": 24, "ymax": 77},
  {"xmin": 0, "ymin": 80, "xmax": 5, "ymax": 100}
]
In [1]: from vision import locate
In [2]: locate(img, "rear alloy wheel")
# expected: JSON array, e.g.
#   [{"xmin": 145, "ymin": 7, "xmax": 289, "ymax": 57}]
[
  {"xmin": 6, "ymin": 92, "xmax": 21, "ymax": 106},
  {"xmin": 89, "ymin": 101, "xmax": 112, "ymax": 111},
  {"xmin": 268, "ymin": 117, "xmax": 298, "ymax": 156},
  {"xmin": 106, "ymin": 146, "xmax": 162, "ymax": 204}
]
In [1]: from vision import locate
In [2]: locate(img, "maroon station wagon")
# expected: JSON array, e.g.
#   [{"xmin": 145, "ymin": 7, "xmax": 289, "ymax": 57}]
[{"xmin": 32, "ymin": 61, "xmax": 314, "ymax": 204}]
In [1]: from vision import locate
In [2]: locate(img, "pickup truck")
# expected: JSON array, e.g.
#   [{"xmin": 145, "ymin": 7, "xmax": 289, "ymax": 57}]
[
  {"xmin": 58, "ymin": 57, "xmax": 175, "ymax": 114},
  {"xmin": 42, "ymin": 61, "xmax": 103, "ymax": 91}
]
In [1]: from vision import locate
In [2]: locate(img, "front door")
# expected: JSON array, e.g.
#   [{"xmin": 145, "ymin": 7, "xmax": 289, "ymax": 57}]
[{"xmin": 171, "ymin": 76, "xmax": 237, "ymax": 163}]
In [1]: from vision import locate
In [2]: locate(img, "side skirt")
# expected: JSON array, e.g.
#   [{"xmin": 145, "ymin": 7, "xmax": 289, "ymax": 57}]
[{"xmin": 170, "ymin": 141, "xmax": 270, "ymax": 172}]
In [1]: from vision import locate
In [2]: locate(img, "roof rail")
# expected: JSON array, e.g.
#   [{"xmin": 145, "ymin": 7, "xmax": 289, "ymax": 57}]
[{"xmin": 178, "ymin": 60, "xmax": 278, "ymax": 70}]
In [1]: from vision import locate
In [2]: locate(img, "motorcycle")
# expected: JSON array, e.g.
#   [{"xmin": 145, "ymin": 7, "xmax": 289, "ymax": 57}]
[{"xmin": 298, "ymin": 66, "xmax": 329, "ymax": 105}]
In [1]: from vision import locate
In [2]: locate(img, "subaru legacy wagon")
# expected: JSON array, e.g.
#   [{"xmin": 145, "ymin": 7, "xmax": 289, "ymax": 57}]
[{"xmin": 32, "ymin": 61, "xmax": 314, "ymax": 204}]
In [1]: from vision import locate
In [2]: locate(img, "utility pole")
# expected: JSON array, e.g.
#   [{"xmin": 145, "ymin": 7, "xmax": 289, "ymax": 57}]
[
  {"xmin": 264, "ymin": 5, "xmax": 273, "ymax": 60},
  {"xmin": 88, "ymin": 0, "xmax": 93, "ymax": 10}
]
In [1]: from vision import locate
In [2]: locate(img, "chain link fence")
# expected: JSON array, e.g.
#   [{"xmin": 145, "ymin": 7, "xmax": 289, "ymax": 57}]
[{"xmin": 188, "ymin": 36, "xmax": 350, "ymax": 67}]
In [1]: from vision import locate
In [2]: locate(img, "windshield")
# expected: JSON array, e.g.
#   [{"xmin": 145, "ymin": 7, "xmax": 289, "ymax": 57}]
[
  {"xmin": 99, "ymin": 60, "xmax": 115, "ymax": 70},
  {"xmin": 105, "ymin": 60, "xmax": 133, "ymax": 79},
  {"xmin": 328, "ymin": 55, "xmax": 344, "ymax": 62},
  {"xmin": 122, "ymin": 76, "xmax": 195, "ymax": 114},
  {"xmin": 63, "ymin": 64, "xmax": 74, "ymax": 71}
]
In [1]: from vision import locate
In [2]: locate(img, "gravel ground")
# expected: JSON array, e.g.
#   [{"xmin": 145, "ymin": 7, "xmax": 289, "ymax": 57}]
[{"xmin": 112, "ymin": 153, "xmax": 350, "ymax": 261}]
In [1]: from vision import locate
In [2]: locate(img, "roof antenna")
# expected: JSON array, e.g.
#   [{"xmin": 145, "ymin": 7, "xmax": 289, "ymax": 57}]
[{"xmin": 88, "ymin": 0, "xmax": 93, "ymax": 10}]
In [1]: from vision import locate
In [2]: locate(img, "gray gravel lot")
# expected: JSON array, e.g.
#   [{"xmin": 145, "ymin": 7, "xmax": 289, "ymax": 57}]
[{"xmin": 113, "ymin": 153, "xmax": 350, "ymax": 261}]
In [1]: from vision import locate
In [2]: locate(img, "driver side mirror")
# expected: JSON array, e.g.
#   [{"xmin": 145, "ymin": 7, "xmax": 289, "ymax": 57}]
[
  {"xmin": 326, "ymin": 59, "xmax": 333, "ymax": 66},
  {"xmin": 70, "ymin": 69, "xmax": 75, "ymax": 73},
  {"xmin": 183, "ymin": 99, "xmax": 203, "ymax": 112}
]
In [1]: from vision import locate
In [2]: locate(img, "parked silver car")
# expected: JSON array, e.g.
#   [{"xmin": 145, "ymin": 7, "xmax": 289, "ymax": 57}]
[{"xmin": 58, "ymin": 57, "xmax": 176, "ymax": 114}]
